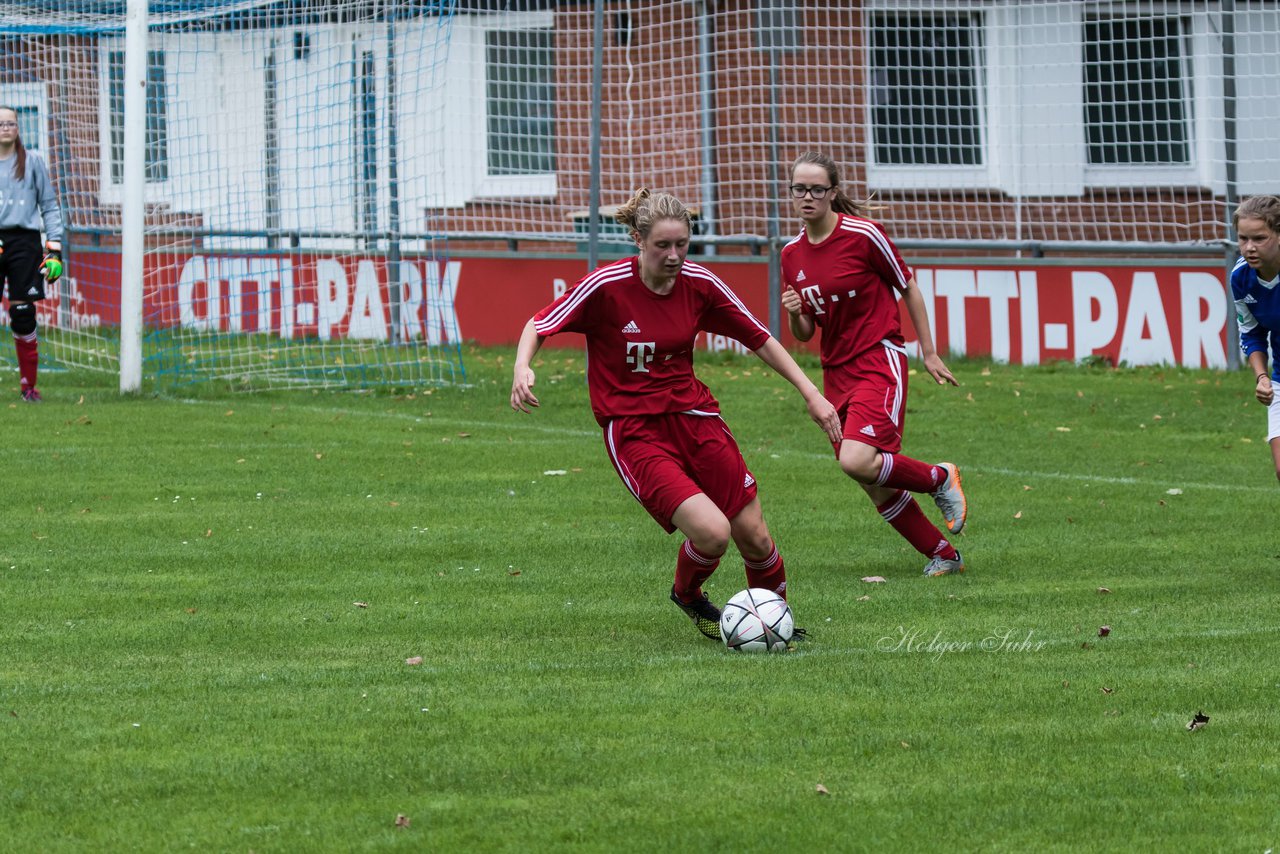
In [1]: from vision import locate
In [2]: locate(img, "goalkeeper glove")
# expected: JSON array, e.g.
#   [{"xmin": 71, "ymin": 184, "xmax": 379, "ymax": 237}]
[{"xmin": 41, "ymin": 243, "xmax": 63, "ymax": 283}]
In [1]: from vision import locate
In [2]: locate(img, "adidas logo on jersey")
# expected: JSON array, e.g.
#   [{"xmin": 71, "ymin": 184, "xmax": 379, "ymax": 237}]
[
  {"xmin": 622, "ymin": 320, "xmax": 641, "ymax": 334},
  {"xmin": 1242, "ymin": 294, "xmax": 1258, "ymax": 304},
  {"xmin": 795, "ymin": 270, "xmax": 807, "ymax": 282},
  {"xmin": 859, "ymin": 424, "xmax": 876, "ymax": 437},
  {"xmin": 743, "ymin": 473, "xmax": 755, "ymax": 488}
]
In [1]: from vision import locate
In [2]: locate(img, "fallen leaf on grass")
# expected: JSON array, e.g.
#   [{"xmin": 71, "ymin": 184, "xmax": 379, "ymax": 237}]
[
  {"xmin": 1056, "ymin": 426, "xmax": 1072, "ymax": 432},
  {"xmin": 1098, "ymin": 625, "xmax": 1111, "ymax": 637},
  {"xmin": 1187, "ymin": 711, "xmax": 1210, "ymax": 732},
  {"xmin": 860, "ymin": 576, "xmax": 887, "ymax": 583},
  {"xmin": 394, "ymin": 814, "xmax": 411, "ymax": 828},
  {"xmin": 543, "ymin": 470, "xmax": 568, "ymax": 476},
  {"xmin": 507, "ymin": 570, "xmax": 522, "ymax": 576},
  {"xmin": 856, "ymin": 595, "xmax": 871, "ymax": 601},
  {"xmin": 353, "ymin": 602, "xmax": 369, "ymax": 609},
  {"xmin": 185, "ymin": 608, "xmax": 197, "ymax": 615},
  {"xmin": 1097, "ymin": 587, "xmax": 1112, "ymax": 594},
  {"xmin": 457, "ymin": 432, "xmax": 471, "ymax": 439},
  {"xmin": 1166, "ymin": 488, "xmax": 1183, "ymax": 495},
  {"xmin": 1101, "ymin": 687, "xmax": 1114, "ymax": 695},
  {"xmin": 815, "ymin": 784, "xmax": 830, "ymax": 795},
  {"xmin": 1013, "ymin": 511, "xmax": 1023, "ymax": 519},
  {"xmin": 405, "ymin": 656, "xmax": 423, "ymax": 666}
]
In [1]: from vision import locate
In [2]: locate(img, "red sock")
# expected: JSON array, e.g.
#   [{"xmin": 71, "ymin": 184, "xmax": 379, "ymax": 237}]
[
  {"xmin": 744, "ymin": 541, "xmax": 787, "ymax": 599},
  {"xmin": 876, "ymin": 490, "xmax": 959, "ymax": 560},
  {"xmin": 875, "ymin": 453, "xmax": 943, "ymax": 493},
  {"xmin": 674, "ymin": 540, "xmax": 720, "ymax": 601},
  {"xmin": 15, "ymin": 331, "xmax": 37, "ymax": 391}
]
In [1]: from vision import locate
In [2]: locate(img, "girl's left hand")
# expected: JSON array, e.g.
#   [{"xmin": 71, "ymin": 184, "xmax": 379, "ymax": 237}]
[{"xmin": 924, "ymin": 353, "xmax": 958, "ymax": 387}]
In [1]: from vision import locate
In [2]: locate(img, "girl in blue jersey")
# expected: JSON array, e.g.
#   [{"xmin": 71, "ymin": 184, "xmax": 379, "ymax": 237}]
[
  {"xmin": 1232, "ymin": 194, "xmax": 1280, "ymax": 481},
  {"xmin": 0, "ymin": 106, "xmax": 64, "ymax": 402}
]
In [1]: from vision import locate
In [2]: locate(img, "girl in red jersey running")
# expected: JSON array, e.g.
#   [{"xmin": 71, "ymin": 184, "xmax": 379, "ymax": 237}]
[
  {"xmin": 780, "ymin": 152, "xmax": 968, "ymax": 578},
  {"xmin": 512, "ymin": 188, "xmax": 842, "ymax": 640}
]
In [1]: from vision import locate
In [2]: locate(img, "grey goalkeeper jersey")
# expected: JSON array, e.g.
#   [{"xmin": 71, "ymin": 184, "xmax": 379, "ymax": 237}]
[{"xmin": 0, "ymin": 150, "xmax": 63, "ymax": 244}]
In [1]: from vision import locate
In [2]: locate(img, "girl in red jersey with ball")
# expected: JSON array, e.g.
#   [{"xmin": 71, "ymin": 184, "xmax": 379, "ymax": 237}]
[
  {"xmin": 511, "ymin": 188, "xmax": 841, "ymax": 640},
  {"xmin": 780, "ymin": 152, "xmax": 969, "ymax": 578}
]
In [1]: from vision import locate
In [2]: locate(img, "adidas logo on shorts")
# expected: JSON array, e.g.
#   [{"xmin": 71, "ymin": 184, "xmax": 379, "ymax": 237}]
[{"xmin": 859, "ymin": 424, "xmax": 876, "ymax": 437}]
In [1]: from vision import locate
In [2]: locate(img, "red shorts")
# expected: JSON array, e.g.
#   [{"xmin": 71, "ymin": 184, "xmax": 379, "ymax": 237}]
[
  {"xmin": 603, "ymin": 411, "xmax": 758, "ymax": 533},
  {"xmin": 824, "ymin": 343, "xmax": 909, "ymax": 454}
]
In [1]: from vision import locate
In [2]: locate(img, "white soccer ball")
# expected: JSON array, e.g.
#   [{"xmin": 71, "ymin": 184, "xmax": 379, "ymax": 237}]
[{"xmin": 719, "ymin": 588, "xmax": 794, "ymax": 652}]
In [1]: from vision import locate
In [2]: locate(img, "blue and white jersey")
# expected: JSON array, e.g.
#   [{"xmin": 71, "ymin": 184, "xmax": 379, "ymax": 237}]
[{"xmin": 1232, "ymin": 256, "xmax": 1280, "ymax": 378}]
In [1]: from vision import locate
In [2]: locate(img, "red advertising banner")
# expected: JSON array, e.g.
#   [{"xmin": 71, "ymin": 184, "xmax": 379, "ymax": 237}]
[{"xmin": 45, "ymin": 251, "xmax": 1231, "ymax": 369}]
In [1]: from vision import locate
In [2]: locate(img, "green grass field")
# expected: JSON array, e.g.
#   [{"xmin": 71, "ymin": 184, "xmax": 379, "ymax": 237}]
[{"xmin": 3, "ymin": 346, "xmax": 1278, "ymax": 852}]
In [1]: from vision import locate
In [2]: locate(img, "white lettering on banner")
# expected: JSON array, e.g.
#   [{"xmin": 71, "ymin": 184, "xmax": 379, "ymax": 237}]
[
  {"xmin": 222, "ymin": 257, "xmax": 248, "ymax": 333},
  {"xmin": 553, "ymin": 278, "xmax": 567, "ymax": 299},
  {"xmin": 425, "ymin": 261, "xmax": 462, "ymax": 346},
  {"xmin": 1118, "ymin": 272, "xmax": 1175, "ymax": 366},
  {"xmin": 976, "ymin": 270, "xmax": 1018, "ymax": 364},
  {"xmin": 279, "ymin": 258, "xmax": 296, "ymax": 339},
  {"xmin": 704, "ymin": 334, "xmax": 749, "ymax": 355},
  {"xmin": 178, "ymin": 256, "xmax": 210, "ymax": 330},
  {"xmin": 316, "ymin": 258, "xmax": 348, "ymax": 341},
  {"xmin": 1018, "ymin": 271, "xmax": 1040, "ymax": 366},
  {"xmin": 399, "ymin": 262, "xmax": 424, "ymax": 341},
  {"xmin": 349, "ymin": 260, "xmax": 387, "ymax": 340},
  {"xmin": 933, "ymin": 269, "xmax": 977, "ymax": 356},
  {"xmin": 1181, "ymin": 272, "xmax": 1227, "ymax": 369},
  {"xmin": 1072, "ymin": 272, "xmax": 1119, "ymax": 361}
]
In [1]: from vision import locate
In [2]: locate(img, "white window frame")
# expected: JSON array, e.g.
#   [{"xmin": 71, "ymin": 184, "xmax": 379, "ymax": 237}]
[
  {"xmin": 864, "ymin": 4, "xmax": 992, "ymax": 191},
  {"xmin": 866, "ymin": 0, "xmax": 1216, "ymax": 197},
  {"xmin": 97, "ymin": 40, "xmax": 172, "ymax": 203},
  {"xmin": 1080, "ymin": 7, "xmax": 1200, "ymax": 189},
  {"xmin": 3, "ymin": 84, "xmax": 49, "ymax": 154},
  {"xmin": 450, "ymin": 10, "xmax": 557, "ymax": 202}
]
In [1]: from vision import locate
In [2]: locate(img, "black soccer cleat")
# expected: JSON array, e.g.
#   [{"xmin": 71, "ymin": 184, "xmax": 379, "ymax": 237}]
[{"xmin": 670, "ymin": 586, "xmax": 722, "ymax": 640}]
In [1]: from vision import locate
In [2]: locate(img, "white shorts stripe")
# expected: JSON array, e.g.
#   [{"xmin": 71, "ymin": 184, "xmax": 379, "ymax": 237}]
[
  {"xmin": 883, "ymin": 344, "xmax": 904, "ymax": 427},
  {"xmin": 604, "ymin": 420, "xmax": 642, "ymax": 503}
]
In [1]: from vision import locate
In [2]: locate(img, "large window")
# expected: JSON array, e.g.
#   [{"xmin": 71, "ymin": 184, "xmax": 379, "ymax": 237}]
[
  {"xmin": 108, "ymin": 49, "xmax": 169, "ymax": 183},
  {"xmin": 869, "ymin": 10, "xmax": 983, "ymax": 167},
  {"xmin": 1084, "ymin": 14, "xmax": 1191, "ymax": 166},
  {"xmin": 485, "ymin": 27, "xmax": 556, "ymax": 177}
]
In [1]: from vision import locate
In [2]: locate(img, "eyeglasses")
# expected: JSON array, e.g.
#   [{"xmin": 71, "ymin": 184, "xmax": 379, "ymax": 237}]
[
  {"xmin": 0, "ymin": 122, "xmax": 18, "ymax": 129},
  {"xmin": 790, "ymin": 184, "xmax": 832, "ymax": 199}
]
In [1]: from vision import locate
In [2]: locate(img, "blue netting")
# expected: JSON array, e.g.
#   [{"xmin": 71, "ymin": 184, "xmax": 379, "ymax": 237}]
[{"xmin": 0, "ymin": 1, "xmax": 456, "ymax": 34}]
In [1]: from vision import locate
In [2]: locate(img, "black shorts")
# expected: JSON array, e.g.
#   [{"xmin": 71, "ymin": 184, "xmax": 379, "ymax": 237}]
[{"xmin": 0, "ymin": 228, "xmax": 45, "ymax": 303}]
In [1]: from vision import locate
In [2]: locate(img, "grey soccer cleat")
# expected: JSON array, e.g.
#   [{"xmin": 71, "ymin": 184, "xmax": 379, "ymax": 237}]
[
  {"xmin": 923, "ymin": 551, "xmax": 965, "ymax": 578},
  {"xmin": 930, "ymin": 462, "xmax": 967, "ymax": 535}
]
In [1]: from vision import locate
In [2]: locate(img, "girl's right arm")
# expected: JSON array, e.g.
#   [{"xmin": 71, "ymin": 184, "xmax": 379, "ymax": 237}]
[
  {"xmin": 511, "ymin": 318, "xmax": 545, "ymax": 412},
  {"xmin": 781, "ymin": 285, "xmax": 815, "ymax": 341}
]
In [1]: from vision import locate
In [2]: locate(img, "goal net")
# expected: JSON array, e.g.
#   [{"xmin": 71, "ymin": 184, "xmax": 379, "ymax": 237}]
[
  {"xmin": 0, "ymin": 0, "xmax": 464, "ymax": 392},
  {"xmin": 3, "ymin": 1, "xmax": 1279, "ymax": 389}
]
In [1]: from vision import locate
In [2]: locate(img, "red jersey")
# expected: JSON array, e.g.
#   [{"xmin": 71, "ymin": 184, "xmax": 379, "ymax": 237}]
[
  {"xmin": 780, "ymin": 214, "xmax": 913, "ymax": 367},
  {"xmin": 533, "ymin": 257, "xmax": 771, "ymax": 426}
]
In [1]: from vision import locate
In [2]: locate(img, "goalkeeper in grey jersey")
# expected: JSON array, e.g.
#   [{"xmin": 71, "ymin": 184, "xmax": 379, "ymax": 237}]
[{"xmin": 0, "ymin": 105, "xmax": 63, "ymax": 402}]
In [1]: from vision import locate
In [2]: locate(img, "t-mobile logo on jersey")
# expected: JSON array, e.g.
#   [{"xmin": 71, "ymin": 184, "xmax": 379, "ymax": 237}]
[
  {"xmin": 626, "ymin": 341, "xmax": 656, "ymax": 372},
  {"xmin": 801, "ymin": 284, "xmax": 827, "ymax": 315}
]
